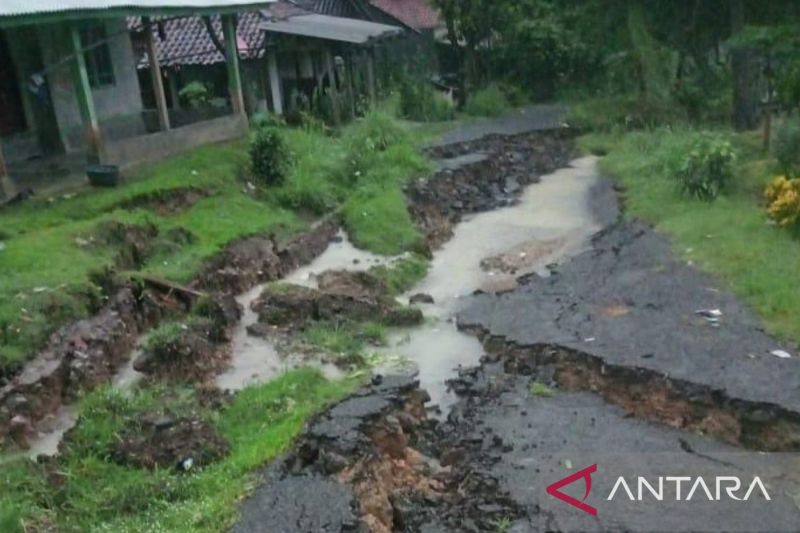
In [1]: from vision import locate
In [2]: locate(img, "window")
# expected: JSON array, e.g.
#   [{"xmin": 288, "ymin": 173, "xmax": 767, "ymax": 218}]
[{"xmin": 79, "ymin": 23, "xmax": 115, "ymax": 88}]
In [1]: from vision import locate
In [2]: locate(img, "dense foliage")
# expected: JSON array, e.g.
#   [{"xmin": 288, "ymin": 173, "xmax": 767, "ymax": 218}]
[{"xmin": 249, "ymin": 127, "xmax": 289, "ymax": 187}]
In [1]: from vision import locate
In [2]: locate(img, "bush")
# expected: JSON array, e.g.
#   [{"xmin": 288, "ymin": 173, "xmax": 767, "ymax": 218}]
[
  {"xmin": 251, "ymin": 111, "xmax": 285, "ymax": 130},
  {"xmin": 249, "ymin": 127, "xmax": 289, "ymax": 187},
  {"xmin": 178, "ymin": 81, "xmax": 210, "ymax": 109},
  {"xmin": 399, "ymin": 78, "xmax": 455, "ymax": 122},
  {"xmin": 671, "ymin": 133, "xmax": 737, "ymax": 201},
  {"xmin": 775, "ymin": 118, "xmax": 800, "ymax": 178},
  {"xmin": 765, "ymin": 176, "xmax": 800, "ymax": 234},
  {"xmin": 465, "ymin": 84, "xmax": 510, "ymax": 117},
  {"xmin": 341, "ymin": 111, "xmax": 411, "ymax": 182}
]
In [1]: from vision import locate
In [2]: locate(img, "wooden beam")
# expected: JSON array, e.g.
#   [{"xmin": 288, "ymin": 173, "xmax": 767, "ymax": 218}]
[
  {"xmin": 0, "ymin": 140, "xmax": 17, "ymax": 203},
  {"xmin": 143, "ymin": 17, "xmax": 170, "ymax": 131},
  {"xmin": 366, "ymin": 47, "xmax": 376, "ymax": 106},
  {"xmin": 325, "ymin": 48, "xmax": 341, "ymax": 126},
  {"xmin": 267, "ymin": 48, "xmax": 283, "ymax": 115},
  {"xmin": 222, "ymin": 14, "xmax": 245, "ymax": 117},
  {"xmin": 69, "ymin": 23, "xmax": 103, "ymax": 165}
]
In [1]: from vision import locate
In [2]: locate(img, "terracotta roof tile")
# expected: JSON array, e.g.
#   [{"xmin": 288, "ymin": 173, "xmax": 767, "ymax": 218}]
[{"xmin": 369, "ymin": 0, "xmax": 439, "ymax": 30}]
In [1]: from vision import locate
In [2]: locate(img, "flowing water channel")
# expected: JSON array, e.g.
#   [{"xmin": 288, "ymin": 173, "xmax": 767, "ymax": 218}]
[{"xmin": 23, "ymin": 156, "xmax": 601, "ymax": 456}]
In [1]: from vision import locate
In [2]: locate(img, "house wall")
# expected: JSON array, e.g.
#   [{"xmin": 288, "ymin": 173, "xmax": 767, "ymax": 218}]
[{"xmin": 37, "ymin": 18, "xmax": 145, "ymax": 153}]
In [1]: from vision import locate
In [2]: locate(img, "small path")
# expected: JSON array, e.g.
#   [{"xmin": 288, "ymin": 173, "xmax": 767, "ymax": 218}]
[{"xmin": 434, "ymin": 104, "xmax": 567, "ymax": 147}]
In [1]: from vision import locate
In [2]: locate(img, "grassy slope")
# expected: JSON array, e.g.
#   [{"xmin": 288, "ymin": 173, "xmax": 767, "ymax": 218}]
[
  {"xmin": 0, "ymin": 111, "xmax": 432, "ymax": 369},
  {"xmin": 0, "ymin": 141, "xmax": 303, "ymax": 367},
  {"xmin": 582, "ymin": 128, "xmax": 800, "ymax": 343},
  {"xmin": 1, "ymin": 369, "xmax": 354, "ymax": 532}
]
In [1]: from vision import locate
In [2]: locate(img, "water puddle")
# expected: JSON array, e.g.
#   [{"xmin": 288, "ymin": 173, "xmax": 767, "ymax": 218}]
[
  {"xmin": 215, "ymin": 231, "xmax": 398, "ymax": 390},
  {"xmin": 379, "ymin": 157, "xmax": 602, "ymax": 412},
  {"xmin": 21, "ymin": 156, "xmax": 601, "ymax": 456}
]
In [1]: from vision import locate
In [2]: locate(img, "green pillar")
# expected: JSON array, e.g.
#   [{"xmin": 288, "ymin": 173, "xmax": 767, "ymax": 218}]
[
  {"xmin": 69, "ymin": 23, "xmax": 102, "ymax": 164},
  {"xmin": 222, "ymin": 14, "xmax": 245, "ymax": 117}
]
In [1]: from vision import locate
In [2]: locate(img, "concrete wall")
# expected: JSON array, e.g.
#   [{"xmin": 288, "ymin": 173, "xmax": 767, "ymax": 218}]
[
  {"xmin": 37, "ymin": 18, "xmax": 145, "ymax": 153},
  {"xmin": 106, "ymin": 113, "xmax": 248, "ymax": 172}
]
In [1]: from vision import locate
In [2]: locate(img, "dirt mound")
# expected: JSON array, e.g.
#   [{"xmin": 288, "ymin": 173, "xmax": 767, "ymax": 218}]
[
  {"xmin": 251, "ymin": 271, "xmax": 423, "ymax": 331},
  {"xmin": 197, "ymin": 217, "xmax": 339, "ymax": 293},
  {"xmin": 112, "ymin": 413, "xmax": 229, "ymax": 470},
  {"xmin": 0, "ymin": 286, "xmax": 176, "ymax": 449}
]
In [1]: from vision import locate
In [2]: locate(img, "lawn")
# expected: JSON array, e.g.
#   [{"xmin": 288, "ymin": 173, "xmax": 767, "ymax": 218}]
[
  {"xmin": 581, "ymin": 127, "xmax": 800, "ymax": 343},
  {"xmin": 0, "ymin": 110, "xmax": 433, "ymax": 372},
  {"xmin": 0, "ymin": 369, "xmax": 355, "ymax": 532}
]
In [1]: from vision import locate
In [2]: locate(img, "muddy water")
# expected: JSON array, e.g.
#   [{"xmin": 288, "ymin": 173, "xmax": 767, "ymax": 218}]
[
  {"xmin": 214, "ymin": 231, "xmax": 396, "ymax": 391},
  {"xmin": 23, "ymin": 158, "xmax": 600, "ymax": 456},
  {"xmin": 380, "ymin": 156, "xmax": 602, "ymax": 412}
]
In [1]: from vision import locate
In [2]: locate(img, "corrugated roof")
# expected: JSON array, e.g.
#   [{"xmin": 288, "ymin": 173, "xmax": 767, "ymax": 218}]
[
  {"xmin": 0, "ymin": 0, "xmax": 276, "ymax": 20},
  {"xmin": 260, "ymin": 12, "xmax": 401, "ymax": 44}
]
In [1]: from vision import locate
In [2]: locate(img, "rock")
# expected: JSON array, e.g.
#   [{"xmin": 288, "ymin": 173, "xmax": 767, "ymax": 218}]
[{"xmin": 410, "ymin": 293, "xmax": 435, "ymax": 305}]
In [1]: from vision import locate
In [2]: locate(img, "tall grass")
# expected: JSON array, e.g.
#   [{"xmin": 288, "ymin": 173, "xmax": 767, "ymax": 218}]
[{"xmin": 598, "ymin": 127, "xmax": 800, "ymax": 342}]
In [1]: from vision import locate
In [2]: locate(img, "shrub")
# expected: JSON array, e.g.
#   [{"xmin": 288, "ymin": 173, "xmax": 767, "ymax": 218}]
[
  {"xmin": 765, "ymin": 176, "xmax": 800, "ymax": 234},
  {"xmin": 465, "ymin": 84, "xmax": 510, "ymax": 117},
  {"xmin": 399, "ymin": 78, "xmax": 455, "ymax": 122},
  {"xmin": 251, "ymin": 111, "xmax": 285, "ymax": 130},
  {"xmin": 567, "ymin": 95, "xmax": 686, "ymax": 132},
  {"xmin": 774, "ymin": 118, "xmax": 800, "ymax": 178},
  {"xmin": 249, "ymin": 127, "xmax": 289, "ymax": 187},
  {"xmin": 671, "ymin": 133, "xmax": 737, "ymax": 201},
  {"xmin": 178, "ymin": 81, "xmax": 210, "ymax": 109}
]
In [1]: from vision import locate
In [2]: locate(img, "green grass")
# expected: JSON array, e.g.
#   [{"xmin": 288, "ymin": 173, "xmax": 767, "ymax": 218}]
[
  {"xmin": 0, "ymin": 141, "xmax": 304, "ymax": 369},
  {"xmin": 0, "ymin": 109, "xmax": 433, "ymax": 369},
  {"xmin": 369, "ymin": 254, "xmax": 430, "ymax": 295},
  {"xmin": 303, "ymin": 320, "xmax": 387, "ymax": 360},
  {"xmin": 0, "ymin": 369, "xmax": 354, "ymax": 532},
  {"xmin": 465, "ymin": 84, "xmax": 511, "ymax": 117},
  {"xmin": 342, "ymin": 185, "xmax": 425, "ymax": 255},
  {"xmin": 593, "ymin": 127, "xmax": 800, "ymax": 343},
  {"xmin": 528, "ymin": 381, "xmax": 555, "ymax": 397}
]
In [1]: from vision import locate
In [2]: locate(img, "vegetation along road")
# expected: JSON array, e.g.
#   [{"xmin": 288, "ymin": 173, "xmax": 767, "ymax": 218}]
[{"xmin": 2, "ymin": 1, "xmax": 800, "ymax": 532}]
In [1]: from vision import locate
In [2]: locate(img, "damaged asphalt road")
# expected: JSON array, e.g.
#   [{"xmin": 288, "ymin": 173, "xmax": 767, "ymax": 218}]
[{"xmin": 233, "ymin": 116, "xmax": 800, "ymax": 531}]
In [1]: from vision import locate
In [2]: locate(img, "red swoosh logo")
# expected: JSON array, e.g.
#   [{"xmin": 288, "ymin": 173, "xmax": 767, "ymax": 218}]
[{"xmin": 546, "ymin": 464, "xmax": 598, "ymax": 516}]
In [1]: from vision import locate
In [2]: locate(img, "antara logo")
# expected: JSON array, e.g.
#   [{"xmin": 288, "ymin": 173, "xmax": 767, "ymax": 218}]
[{"xmin": 546, "ymin": 465, "xmax": 771, "ymax": 516}]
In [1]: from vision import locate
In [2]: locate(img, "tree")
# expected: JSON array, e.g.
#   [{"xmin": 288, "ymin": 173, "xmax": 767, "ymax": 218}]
[{"xmin": 432, "ymin": 0, "xmax": 512, "ymax": 105}]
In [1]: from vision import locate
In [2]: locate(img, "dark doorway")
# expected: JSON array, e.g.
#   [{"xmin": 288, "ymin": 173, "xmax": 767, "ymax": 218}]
[{"xmin": 0, "ymin": 30, "xmax": 27, "ymax": 136}]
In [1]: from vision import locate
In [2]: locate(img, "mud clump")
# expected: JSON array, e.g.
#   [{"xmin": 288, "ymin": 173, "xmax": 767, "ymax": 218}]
[
  {"xmin": 250, "ymin": 270, "xmax": 423, "ymax": 331},
  {"xmin": 198, "ymin": 217, "xmax": 339, "ymax": 294},
  {"xmin": 112, "ymin": 413, "xmax": 229, "ymax": 470}
]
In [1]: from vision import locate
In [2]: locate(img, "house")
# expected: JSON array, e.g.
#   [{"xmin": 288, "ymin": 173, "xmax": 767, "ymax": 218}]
[
  {"xmin": 0, "ymin": 0, "xmax": 276, "ymax": 199},
  {"xmin": 129, "ymin": 1, "xmax": 403, "ymax": 126}
]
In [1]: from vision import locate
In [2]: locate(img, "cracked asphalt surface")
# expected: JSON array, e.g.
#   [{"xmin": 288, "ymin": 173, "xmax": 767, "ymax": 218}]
[{"xmin": 233, "ymin": 110, "xmax": 800, "ymax": 532}]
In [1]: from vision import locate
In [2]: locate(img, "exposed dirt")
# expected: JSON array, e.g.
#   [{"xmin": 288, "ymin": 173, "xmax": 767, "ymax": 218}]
[
  {"xmin": 114, "ymin": 186, "xmax": 209, "ymax": 216},
  {"xmin": 235, "ymin": 375, "xmax": 527, "ymax": 533},
  {"xmin": 0, "ymin": 219, "xmax": 341, "ymax": 447},
  {"xmin": 407, "ymin": 131, "xmax": 572, "ymax": 249},
  {"xmin": 249, "ymin": 270, "xmax": 423, "ymax": 332},
  {"xmin": 111, "ymin": 412, "xmax": 230, "ymax": 470},
  {"xmin": 0, "ymin": 286, "xmax": 175, "ymax": 448}
]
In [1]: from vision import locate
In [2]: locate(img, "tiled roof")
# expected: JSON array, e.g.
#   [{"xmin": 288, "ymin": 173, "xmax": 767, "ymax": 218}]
[
  {"xmin": 369, "ymin": 0, "xmax": 440, "ymax": 30},
  {"xmin": 128, "ymin": 2, "xmax": 308, "ymax": 67}
]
